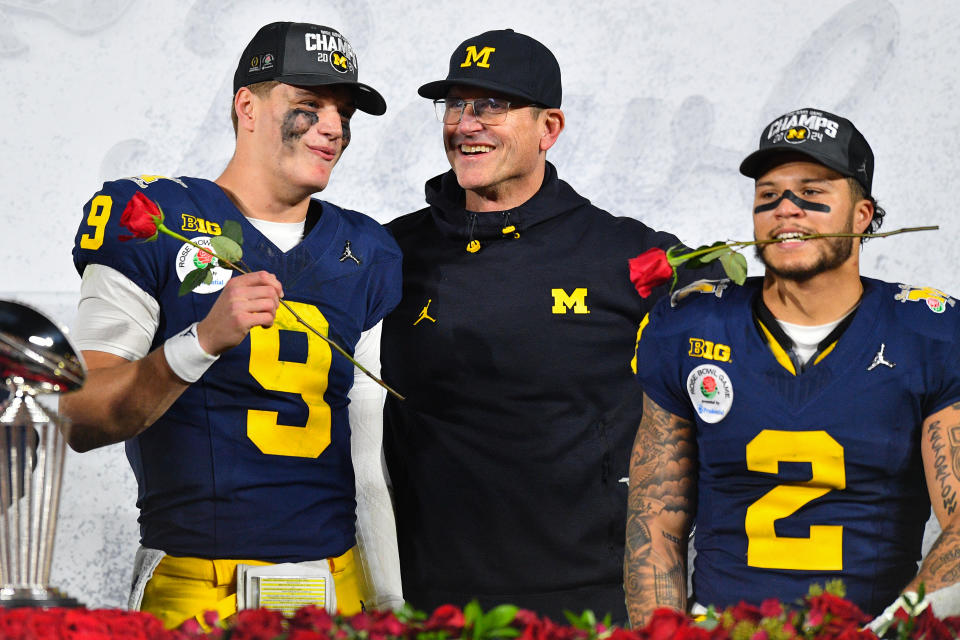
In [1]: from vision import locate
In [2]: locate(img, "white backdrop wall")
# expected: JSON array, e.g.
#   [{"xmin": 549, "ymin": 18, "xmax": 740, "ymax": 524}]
[{"xmin": 0, "ymin": 0, "xmax": 957, "ymax": 609}]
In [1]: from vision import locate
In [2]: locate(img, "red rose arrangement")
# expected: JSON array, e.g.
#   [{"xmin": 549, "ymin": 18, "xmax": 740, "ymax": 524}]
[
  {"xmin": 627, "ymin": 226, "xmax": 938, "ymax": 298},
  {"xmin": 2, "ymin": 587, "xmax": 958, "ymax": 640},
  {"xmin": 117, "ymin": 192, "xmax": 403, "ymax": 400}
]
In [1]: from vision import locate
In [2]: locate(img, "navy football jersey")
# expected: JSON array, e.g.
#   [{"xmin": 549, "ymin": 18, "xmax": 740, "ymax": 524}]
[
  {"xmin": 633, "ymin": 277, "xmax": 960, "ymax": 616},
  {"xmin": 72, "ymin": 175, "xmax": 402, "ymax": 561}
]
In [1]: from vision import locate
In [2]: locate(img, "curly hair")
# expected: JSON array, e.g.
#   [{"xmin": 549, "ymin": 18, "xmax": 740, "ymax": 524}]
[{"xmin": 848, "ymin": 178, "xmax": 885, "ymax": 241}]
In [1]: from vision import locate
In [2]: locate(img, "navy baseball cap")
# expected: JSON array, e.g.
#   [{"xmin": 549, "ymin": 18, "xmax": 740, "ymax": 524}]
[
  {"xmin": 234, "ymin": 22, "xmax": 386, "ymax": 115},
  {"xmin": 740, "ymin": 107, "xmax": 873, "ymax": 194},
  {"xmin": 418, "ymin": 29, "xmax": 562, "ymax": 108}
]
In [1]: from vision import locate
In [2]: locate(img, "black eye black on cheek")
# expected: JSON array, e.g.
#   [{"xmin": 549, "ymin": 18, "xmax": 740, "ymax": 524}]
[{"xmin": 280, "ymin": 109, "xmax": 319, "ymax": 143}]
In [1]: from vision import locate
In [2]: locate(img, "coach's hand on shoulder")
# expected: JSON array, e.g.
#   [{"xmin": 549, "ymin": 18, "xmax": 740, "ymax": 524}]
[{"xmin": 198, "ymin": 271, "xmax": 283, "ymax": 355}]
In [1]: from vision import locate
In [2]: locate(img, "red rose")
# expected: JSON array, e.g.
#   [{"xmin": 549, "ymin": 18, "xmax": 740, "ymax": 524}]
[
  {"xmin": 729, "ymin": 602, "xmax": 763, "ymax": 624},
  {"xmin": 540, "ymin": 618, "xmax": 583, "ymax": 640},
  {"xmin": 806, "ymin": 593, "xmax": 869, "ymax": 631},
  {"xmin": 370, "ymin": 611, "xmax": 406, "ymax": 638},
  {"xmin": 831, "ymin": 626, "xmax": 878, "ymax": 640},
  {"xmin": 759, "ymin": 599, "xmax": 783, "ymax": 619},
  {"xmin": 629, "ymin": 248, "xmax": 675, "ymax": 298},
  {"xmin": 519, "ymin": 617, "xmax": 545, "ymax": 640},
  {"xmin": 63, "ymin": 609, "xmax": 114, "ymax": 640},
  {"xmin": 288, "ymin": 630, "xmax": 327, "ymax": 640},
  {"xmin": 201, "ymin": 609, "xmax": 221, "ymax": 630},
  {"xmin": 942, "ymin": 614, "xmax": 960, "ymax": 635},
  {"xmin": 347, "ymin": 611, "xmax": 374, "ymax": 632},
  {"xmin": 425, "ymin": 604, "xmax": 465, "ymax": 634},
  {"xmin": 912, "ymin": 607, "xmax": 954, "ymax": 640},
  {"xmin": 608, "ymin": 628, "xmax": 642, "ymax": 640},
  {"xmin": 119, "ymin": 191, "xmax": 164, "ymax": 242},
  {"xmin": 177, "ymin": 617, "xmax": 205, "ymax": 635},
  {"xmin": 230, "ymin": 608, "xmax": 285, "ymax": 640},
  {"xmin": 674, "ymin": 624, "xmax": 713, "ymax": 640},
  {"xmin": 645, "ymin": 607, "xmax": 689, "ymax": 640},
  {"xmin": 289, "ymin": 605, "xmax": 334, "ymax": 633},
  {"xmin": 514, "ymin": 609, "xmax": 541, "ymax": 629},
  {"xmin": 100, "ymin": 609, "xmax": 153, "ymax": 640}
]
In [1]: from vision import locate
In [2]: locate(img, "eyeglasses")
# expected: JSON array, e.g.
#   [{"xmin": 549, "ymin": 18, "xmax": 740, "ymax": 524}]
[{"xmin": 433, "ymin": 97, "xmax": 534, "ymax": 125}]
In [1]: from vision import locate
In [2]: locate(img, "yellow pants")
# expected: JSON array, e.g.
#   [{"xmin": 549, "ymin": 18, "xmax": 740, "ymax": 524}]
[{"xmin": 140, "ymin": 547, "xmax": 368, "ymax": 630}]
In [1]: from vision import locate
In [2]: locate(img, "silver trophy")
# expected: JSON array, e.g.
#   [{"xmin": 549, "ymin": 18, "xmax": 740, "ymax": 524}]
[{"xmin": 0, "ymin": 300, "xmax": 85, "ymax": 607}]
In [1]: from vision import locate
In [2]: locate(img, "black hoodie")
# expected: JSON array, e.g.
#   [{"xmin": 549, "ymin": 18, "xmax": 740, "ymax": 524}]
[{"xmin": 382, "ymin": 162, "xmax": 717, "ymax": 621}]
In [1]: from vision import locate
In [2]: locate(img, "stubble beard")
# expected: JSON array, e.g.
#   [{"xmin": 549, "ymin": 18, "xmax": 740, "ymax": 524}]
[{"xmin": 755, "ymin": 214, "xmax": 855, "ymax": 282}]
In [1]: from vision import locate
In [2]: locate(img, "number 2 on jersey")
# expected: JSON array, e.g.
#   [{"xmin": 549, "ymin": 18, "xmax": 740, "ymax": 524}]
[
  {"xmin": 744, "ymin": 430, "xmax": 845, "ymax": 570},
  {"xmin": 247, "ymin": 301, "xmax": 332, "ymax": 457}
]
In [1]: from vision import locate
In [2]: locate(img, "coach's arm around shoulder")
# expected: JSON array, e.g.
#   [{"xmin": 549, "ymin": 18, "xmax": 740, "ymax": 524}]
[{"xmin": 624, "ymin": 392, "xmax": 698, "ymax": 627}]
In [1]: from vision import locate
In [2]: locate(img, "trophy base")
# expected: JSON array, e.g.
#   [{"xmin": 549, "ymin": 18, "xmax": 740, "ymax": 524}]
[{"xmin": 0, "ymin": 586, "xmax": 82, "ymax": 608}]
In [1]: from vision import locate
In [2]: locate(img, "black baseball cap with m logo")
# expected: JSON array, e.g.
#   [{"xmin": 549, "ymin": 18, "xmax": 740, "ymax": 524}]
[
  {"xmin": 418, "ymin": 29, "xmax": 562, "ymax": 108},
  {"xmin": 233, "ymin": 21, "xmax": 386, "ymax": 115},
  {"xmin": 739, "ymin": 107, "xmax": 874, "ymax": 194}
]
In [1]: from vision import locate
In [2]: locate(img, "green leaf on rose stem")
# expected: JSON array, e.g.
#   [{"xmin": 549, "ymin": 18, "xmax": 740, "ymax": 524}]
[
  {"xmin": 210, "ymin": 235, "xmax": 243, "ymax": 263},
  {"xmin": 698, "ymin": 245, "xmax": 735, "ymax": 264},
  {"xmin": 719, "ymin": 251, "xmax": 748, "ymax": 285},
  {"xmin": 481, "ymin": 605, "xmax": 518, "ymax": 633},
  {"xmin": 677, "ymin": 242, "xmax": 730, "ymax": 270},
  {"xmin": 665, "ymin": 243, "xmax": 685, "ymax": 261},
  {"xmin": 667, "ymin": 270, "xmax": 679, "ymax": 294},
  {"xmin": 563, "ymin": 610, "xmax": 596, "ymax": 630},
  {"xmin": 563, "ymin": 611, "xmax": 581, "ymax": 627},
  {"xmin": 464, "ymin": 600, "xmax": 483, "ymax": 628},
  {"xmin": 472, "ymin": 615, "xmax": 487, "ymax": 640},
  {"xmin": 220, "ymin": 219, "xmax": 243, "ymax": 246},
  {"xmin": 202, "ymin": 268, "xmax": 214, "ymax": 285},
  {"xmin": 178, "ymin": 267, "xmax": 208, "ymax": 296},
  {"xmin": 601, "ymin": 613, "xmax": 611, "ymax": 629},
  {"xmin": 486, "ymin": 628, "xmax": 520, "ymax": 639}
]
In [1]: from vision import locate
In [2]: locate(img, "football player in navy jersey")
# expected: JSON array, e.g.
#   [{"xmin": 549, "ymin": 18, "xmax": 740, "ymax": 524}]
[
  {"xmin": 625, "ymin": 108, "xmax": 960, "ymax": 627},
  {"xmin": 60, "ymin": 22, "xmax": 402, "ymax": 629}
]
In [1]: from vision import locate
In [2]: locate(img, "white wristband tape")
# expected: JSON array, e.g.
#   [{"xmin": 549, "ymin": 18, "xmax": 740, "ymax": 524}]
[{"xmin": 163, "ymin": 322, "xmax": 219, "ymax": 383}]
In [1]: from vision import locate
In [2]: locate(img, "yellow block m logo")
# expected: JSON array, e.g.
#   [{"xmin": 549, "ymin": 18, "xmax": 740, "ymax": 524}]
[
  {"xmin": 786, "ymin": 127, "xmax": 807, "ymax": 141},
  {"xmin": 551, "ymin": 288, "xmax": 589, "ymax": 314},
  {"xmin": 460, "ymin": 46, "xmax": 496, "ymax": 68},
  {"xmin": 332, "ymin": 52, "xmax": 348, "ymax": 71}
]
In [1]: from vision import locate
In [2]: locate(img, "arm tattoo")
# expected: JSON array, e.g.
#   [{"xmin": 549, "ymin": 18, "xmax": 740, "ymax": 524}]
[
  {"xmin": 662, "ymin": 531, "xmax": 682, "ymax": 545},
  {"xmin": 916, "ymin": 408, "xmax": 960, "ymax": 592},
  {"xmin": 655, "ymin": 563, "xmax": 687, "ymax": 604},
  {"xmin": 625, "ymin": 394, "xmax": 697, "ymax": 627},
  {"xmin": 928, "ymin": 420, "xmax": 959, "ymax": 515}
]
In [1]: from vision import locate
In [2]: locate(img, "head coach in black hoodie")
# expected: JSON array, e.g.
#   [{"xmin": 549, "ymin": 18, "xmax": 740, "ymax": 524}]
[{"xmin": 380, "ymin": 29, "xmax": 720, "ymax": 623}]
